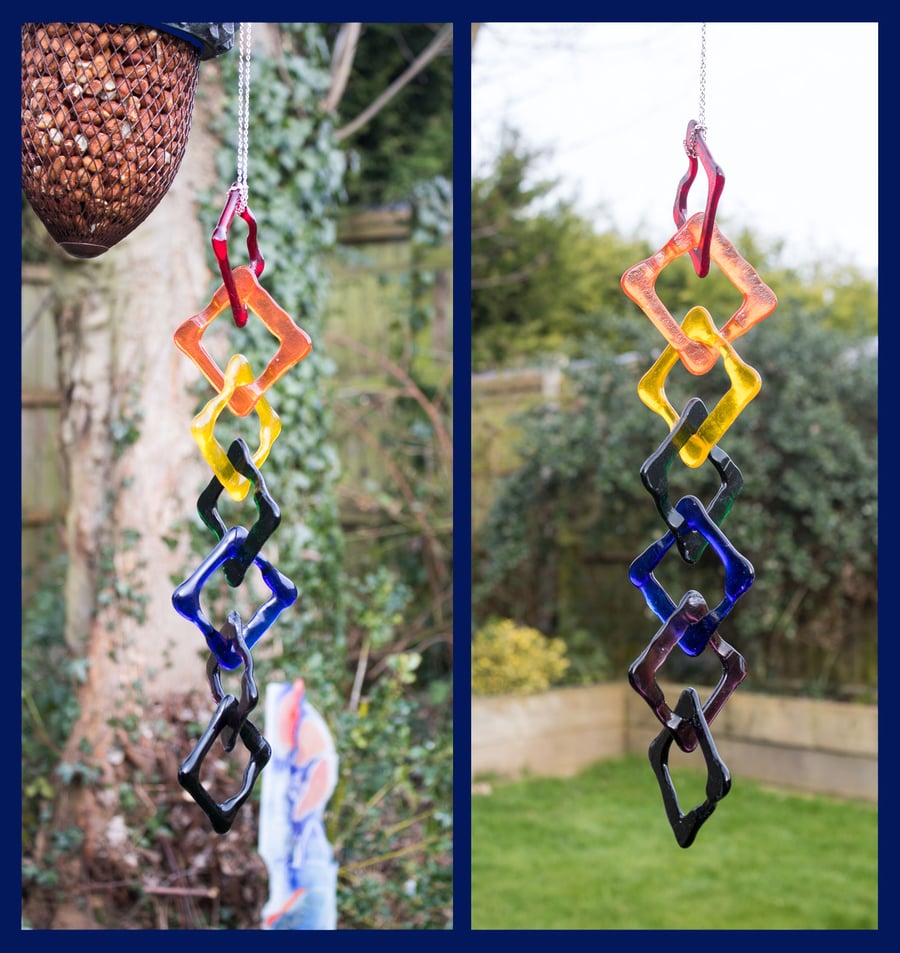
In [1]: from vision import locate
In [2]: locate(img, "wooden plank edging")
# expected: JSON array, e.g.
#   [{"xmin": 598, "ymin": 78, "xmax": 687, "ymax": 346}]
[{"xmin": 472, "ymin": 683, "xmax": 878, "ymax": 803}]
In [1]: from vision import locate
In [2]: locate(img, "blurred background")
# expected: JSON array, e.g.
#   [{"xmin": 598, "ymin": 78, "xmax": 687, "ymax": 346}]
[
  {"xmin": 22, "ymin": 22, "xmax": 452, "ymax": 929},
  {"xmin": 470, "ymin": 21, "xmax": 877, "ymax": 930}
]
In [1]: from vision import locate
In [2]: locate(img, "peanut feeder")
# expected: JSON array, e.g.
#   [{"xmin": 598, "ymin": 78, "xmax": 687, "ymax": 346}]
[{"xmin": 21, "ymin": 22, "xmax": 234, "ymax": 258}]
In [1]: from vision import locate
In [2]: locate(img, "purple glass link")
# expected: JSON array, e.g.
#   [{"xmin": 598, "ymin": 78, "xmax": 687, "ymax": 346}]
[
  {"xmin": 648, "ymin": 686, "xmax": 731, "ymax": 848},
  {"xmin": 172, "ymin": 525, "xmax": 298, "ymax": 670},
  {"xmin": 640, "ymin": 397, "xmax": 743, "ymax": 564},
  {"xmin": 628, "ymin": 495, "xmax": 754, "ymax": 656},
  {"xmin": 206, "ymin": 610, "xmax": 259, "ymax": 753},
  {"xmin": 629, "ymin": 590, "xmax": 748, "ymax": 752},
  {"xmin": 629, "ymin": 590, "xmax": 707, "ymax": 744},
  {"xmin": 178, "ymin": 694, "xmax": 272, "ymax": 834}
]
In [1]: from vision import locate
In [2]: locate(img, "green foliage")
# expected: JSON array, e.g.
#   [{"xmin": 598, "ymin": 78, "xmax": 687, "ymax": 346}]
[
  {"xmin": 204, "ymin": 23, "xmax": 452, "ymax": 928},
  {"xmin": 410, "ymin": 175, "xmax": 453, "ymax": 248},
  {"xmin": 328, "ymin": 666, "xmax": 453, "ymax": 928},
  {"xmin": 22, "ymin": 826, "xmax": 85, "ymax": 895},
  {"xmin": 472, "ymin": 128, "xmax": 652, "ymax": 370},
  {"xmin": 21, "ymin": 544, "xmax": 83, "ymax": 858},
  {"xmin": 472, "ymin": 618, "xmax": 569, "ymax": 696},
  {"xmin": 327, "ymin": 174, "xmax": 453, "ymax": 687},
  {"xmin": 474, "ymin": 310, "xmax": 877, "ymax": 697}
]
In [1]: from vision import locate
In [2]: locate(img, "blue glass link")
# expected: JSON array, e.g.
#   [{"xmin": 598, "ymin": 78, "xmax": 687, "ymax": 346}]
[
  {"xmin": 243, "ymin": 556, "xmax": 298, "ymax": 652},
  {"xmin": 172, "ymin": 525, "xmax": 298, "ymax": 669},
  {"xmin": 629, "ymin": 495, "xmax": 754, "ymax": 655}
]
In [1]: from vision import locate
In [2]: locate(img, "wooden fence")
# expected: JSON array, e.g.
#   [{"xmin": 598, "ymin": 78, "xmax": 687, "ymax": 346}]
[{"xmin": 21, "ymin": 263, "xmax": 64, "ymax": 599}]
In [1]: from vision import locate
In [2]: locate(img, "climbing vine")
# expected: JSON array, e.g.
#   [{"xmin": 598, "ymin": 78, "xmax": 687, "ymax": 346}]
[{"xmin": 200, "ymin": 22, "xmax": 452, "ymax": 928}]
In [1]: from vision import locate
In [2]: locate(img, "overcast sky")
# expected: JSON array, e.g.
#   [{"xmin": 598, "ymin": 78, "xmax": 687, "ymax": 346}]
[{"xmin": 471, "ymin": 22, "xmax": 878, "ymax": 276}]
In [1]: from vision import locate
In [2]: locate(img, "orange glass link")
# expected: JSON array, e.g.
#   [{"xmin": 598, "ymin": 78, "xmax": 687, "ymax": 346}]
[
  {"xmin": 637, "ymin": 306, "xmax": 761, "ymax": 468},
  {"xmin": 174, "ymin": 265, "xmax": 312, "ymax": 418},
  {"xmin": 191, "ymin": 354, "xmax": 283, "ymax": 502},
  {"xmin": 621, "ymin": 212, "xmax": 777, "ymax": 375}
]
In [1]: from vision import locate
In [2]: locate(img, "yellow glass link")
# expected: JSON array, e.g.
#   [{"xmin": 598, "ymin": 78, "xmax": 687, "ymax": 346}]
[
  {"xmin": 637, "ymin": 306, "xmax": 761, "ymax": 468},
  {"xmin": 191, "ymin": 353, "xmax": 282, "ymax": 501},
  {"xmin": 621, "ymin": 212, "xmax": 778, "ymax": 375}
]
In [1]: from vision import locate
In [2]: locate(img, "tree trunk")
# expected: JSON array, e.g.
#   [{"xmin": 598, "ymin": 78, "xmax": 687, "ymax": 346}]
[{"xmin": 32, "ymin": 53, "xmax": 227, "ymax": 930}]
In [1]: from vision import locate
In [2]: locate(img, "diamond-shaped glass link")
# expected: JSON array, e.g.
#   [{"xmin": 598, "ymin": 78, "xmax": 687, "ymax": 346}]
[
  {"xmin": 648, "ymin": 687, "xmax": 732, "ymax": 848},
  {"xmin": 191, "ymin": 354, "xmax": 282, "ymax": 502},
  {"xmin": 171, "ymin": 525, "xmax": 298, "ymax": 670},
  {"xmin": 174, "ymin": 264, "xmax": 312, "ymax": 417},
  {"xmin": 638, "ymin": 306, "xmax": 761, "ymax": 468},
  {"xmin": 629, "ymin": 591, "xmax": 748, "ymax": 752},
  {"xmin": 640, "ymin": 397, "xmax": 743, "ymax": 563},
  {"xmin": 206, "ymin": 611, "xmax": 259, "ymax": 753},
  {"xmin": 621, "ymin": 211, "xmax": 777, "ymax": 375},
  {"xmin": 673, "ymin": 121, "xmax": 725, "ymax": 278},
  {"xmin": 197, "ymin": 437, "xmax": 282, "ymax": 587},
  {"xmin": 629, "ymin": 495, "xmax": 754, "ymax": 656},
  {"xmin": 178, "ymin": 694, "xmax": 272, "ymax": 834}
]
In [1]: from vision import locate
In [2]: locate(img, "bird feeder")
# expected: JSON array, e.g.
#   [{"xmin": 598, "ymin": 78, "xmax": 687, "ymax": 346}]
[{"xmin": 21, "ymin": 22, "xmax": 235, "ymax": 258}]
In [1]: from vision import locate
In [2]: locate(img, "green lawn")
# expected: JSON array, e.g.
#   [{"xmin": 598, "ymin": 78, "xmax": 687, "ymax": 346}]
[{"xmin": 471, "ymin": 755, "xmax": 878, "ymax": 930}]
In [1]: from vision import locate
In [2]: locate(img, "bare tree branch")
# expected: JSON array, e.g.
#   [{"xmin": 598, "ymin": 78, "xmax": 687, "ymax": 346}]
[
  {"xmin": 335, "ymin": 24, "xmax": 453, "ymax": 143},
  {"xmin": 321, "ymin": 23, "xmax": 362, "ymax": 114}
]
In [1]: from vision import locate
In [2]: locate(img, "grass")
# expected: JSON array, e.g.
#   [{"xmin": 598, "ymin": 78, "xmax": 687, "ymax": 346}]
[{"xmin": 471, "ymin": 755, "xmax": 878, "ymax": 930}]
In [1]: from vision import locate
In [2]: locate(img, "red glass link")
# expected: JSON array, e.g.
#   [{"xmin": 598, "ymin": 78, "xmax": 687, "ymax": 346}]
[
  {"xmin": 212, "ymin": 184, "xmax": 266, "ymax": 329},
  {"xmin": 674, "ymin": 120, "xmax": 725, "ymax": 279}
]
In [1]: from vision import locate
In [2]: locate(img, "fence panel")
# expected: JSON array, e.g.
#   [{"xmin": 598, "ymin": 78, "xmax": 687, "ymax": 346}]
[{"xmin": 21, "ymin": 264, "xmax": 64, "ymax": 596}]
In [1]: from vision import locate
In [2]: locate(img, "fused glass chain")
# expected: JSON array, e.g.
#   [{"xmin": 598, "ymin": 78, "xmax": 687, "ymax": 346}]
[
  {"xmin": 620, "ymin": 112, "xmax": 777, "ymax": 847},
  {"xmin": 171, "ymin": 159, "xmax": 312, "ymax": 836}
]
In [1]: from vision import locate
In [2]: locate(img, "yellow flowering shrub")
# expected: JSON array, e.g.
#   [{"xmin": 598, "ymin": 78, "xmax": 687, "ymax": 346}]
[{"xmin": 472, "ymin": 618, "xmax": 569, "ymax": 696}]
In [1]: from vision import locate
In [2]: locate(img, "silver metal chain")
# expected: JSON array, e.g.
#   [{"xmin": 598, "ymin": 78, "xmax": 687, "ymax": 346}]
[
  {"xmin": 687, "ymin": 23, "xmax": 708, "ymax": 156},
  {"xmin": 235, "ymin": 22, "xmax": 252, "ymax": 211},
  {"xmin": 697, "ymin": 23, "xmax": 707, "ymax": 137}
]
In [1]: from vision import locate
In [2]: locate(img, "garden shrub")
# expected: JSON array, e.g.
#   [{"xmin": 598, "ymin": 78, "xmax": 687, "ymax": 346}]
[{"xmin": 472, "ymin": 618, "xmax": 569, "ymax": 696}]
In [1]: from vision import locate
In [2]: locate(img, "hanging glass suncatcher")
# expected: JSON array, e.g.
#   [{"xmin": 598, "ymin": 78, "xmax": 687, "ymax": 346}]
[
  {"xmin": 620, "ymin": 24, "xmax": 778, "ymax": 847},
  {"xmin": 21, "ymin": 22, "xmax": 235, "ymax": 257},
  {"xmin": 170, "ymin": 23, "xmax": 312, "ymax": 834}
]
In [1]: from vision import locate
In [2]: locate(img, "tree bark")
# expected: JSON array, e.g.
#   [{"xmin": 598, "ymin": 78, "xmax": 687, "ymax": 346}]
[{"xmin": 37, "ymin": 52, "xmax": 226, "ymax": 930}]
